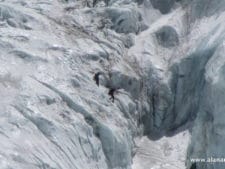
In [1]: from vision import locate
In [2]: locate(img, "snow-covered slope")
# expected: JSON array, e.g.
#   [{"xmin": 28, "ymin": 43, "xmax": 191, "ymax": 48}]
[
  {"xmin": 132, "ymin": 131, "xmax": 190, "ymax": 169},
  {"xmin": 1, "ymin": 0, "xmax": 225, "ymax": 169}
]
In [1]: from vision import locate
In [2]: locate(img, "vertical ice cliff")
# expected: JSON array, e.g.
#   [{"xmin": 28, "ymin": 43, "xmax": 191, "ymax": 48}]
[{"xmin": 1, "ymin": 0, "xmax": 225, "ymax": 169}]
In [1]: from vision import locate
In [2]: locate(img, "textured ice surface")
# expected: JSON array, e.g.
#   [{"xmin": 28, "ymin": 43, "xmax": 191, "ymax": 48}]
[
  {"xmin": 133, "ymin": 131, "xmax": 190, "ymax": 169},
  {"xmin": 0, "ymin": 0, "xmax": 225, "ymax": 169}
]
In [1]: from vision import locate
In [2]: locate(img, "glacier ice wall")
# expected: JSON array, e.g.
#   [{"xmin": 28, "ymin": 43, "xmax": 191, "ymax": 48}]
[{"xmin": 1, "ymin": 0, "xmax": 225, "ymax": 169}]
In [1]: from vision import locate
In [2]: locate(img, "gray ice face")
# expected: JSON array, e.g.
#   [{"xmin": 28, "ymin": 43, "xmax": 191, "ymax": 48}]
[{"xmin": 1, "ymin": 0, "xmax": 225, "ymax": 169}]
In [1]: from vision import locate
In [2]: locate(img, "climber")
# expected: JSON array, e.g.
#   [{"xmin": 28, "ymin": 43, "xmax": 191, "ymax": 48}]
[
  {"xmin": 190, "ymin": 162, "xmax": 196, "ymax": 169},
  {"xmin": 108, "ymin": 88, "xmax": 116, "ymax": 102},
  {"xmin": 93, "ymin": 72, "xmax": 101, "ymax": 86}
]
